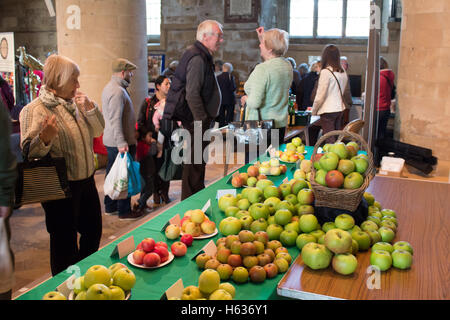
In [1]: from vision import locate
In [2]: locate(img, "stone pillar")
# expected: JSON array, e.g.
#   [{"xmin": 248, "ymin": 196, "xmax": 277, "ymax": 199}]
[
  {"xmin": 55, "ymin": 0, "xmax": 147, "ymax": 111},
  {"xmin": 397, "ymin": 0, "xmax": 450, "ymax": 160}
]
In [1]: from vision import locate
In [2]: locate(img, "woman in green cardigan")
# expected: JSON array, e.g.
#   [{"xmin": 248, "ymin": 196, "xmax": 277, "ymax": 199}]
[{"xmin": 240, "ymin": 27, "xmax": 293, "ymax": 152}]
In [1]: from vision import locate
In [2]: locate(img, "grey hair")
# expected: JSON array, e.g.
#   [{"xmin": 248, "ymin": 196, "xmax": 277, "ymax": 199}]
[
  {"xmin": 223, "ymin": 62, "xmax": 233, "ymax": 73},
  {"xmin": 196, "ymin": 20, "xmax": 223, "ymax": 41}
]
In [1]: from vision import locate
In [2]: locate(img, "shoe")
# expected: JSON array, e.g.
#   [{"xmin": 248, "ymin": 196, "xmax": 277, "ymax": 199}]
[
  {"xmin": 104, "ymin": 210, "xmax": 118, "ymax": 216},
  {"xmin": 118, "ymin": 208, "xmax": 146, "ymax": 221},
  {"xmin": 153, "ymin": 193, "xmax": 161, "ymax": 205},
  {"xmin": 160, "ymin": 192, "xmax": 171, "ymax": 204}
]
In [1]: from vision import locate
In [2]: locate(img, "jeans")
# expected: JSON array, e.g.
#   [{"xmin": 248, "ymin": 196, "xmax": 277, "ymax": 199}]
[
  {"xmin": 377, "ymin": 109, "xmax": 391, "ymax": 141},
  {"xmin": 104, "ymin": 145, "xmax": 136, "ymax": 216}
]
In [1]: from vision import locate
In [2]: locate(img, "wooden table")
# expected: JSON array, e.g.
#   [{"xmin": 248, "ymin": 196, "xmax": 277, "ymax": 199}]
[{"xmin": 277, "ymin": 176, "xmax": 450, "ymax": 300}]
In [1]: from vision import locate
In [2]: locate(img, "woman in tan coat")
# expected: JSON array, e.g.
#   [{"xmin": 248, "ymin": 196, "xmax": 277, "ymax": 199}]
[{"xmin": 19, "ymin": 54, "xmax": 105, "ymax": 276}]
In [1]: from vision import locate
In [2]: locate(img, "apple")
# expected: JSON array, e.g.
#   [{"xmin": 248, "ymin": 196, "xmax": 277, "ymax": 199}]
[
  {"xmin": 165, "ymin": 224, "xmax": 181, "ymax": 240},
  {"xmin": 198, "ymin": 269, "xmax": 221, "ymax": 294},
  {"xmin": 190, "ymin": 209, "xmax": 206, "ymax": 224},
  {"xmin": 217, "ymin": 264, "xmax": 233, "ymax": 281},
  {"xmin": 284, "ymin": 194, "xmax": 298, "ymax": 207},
  {"xmin": 72, "ymin": 276, "xmax": 86, "ymax": 295},
  {"xmin": 239, "ymin": 215, "xmax": 254, "ymax": 230},
  {"xmin": 247, "ymin": 165, "xmax": 259, "ymax": 177},
  {"xmin": 350, "ymin": 239, "xmax": 359, "ymax": 254},
  {"xmin": 184, "ymin": 221, "xmax": 201, "ymax": 237},
  {"xmin": 322, "ymin": 222, "xmax": 337, "ymax": 233},
  {"xmin": 366, "ymin": 230, "xmax": 382, "ymax": 245},
  {"xmin": 278, "ymin": 183, "xmax": 292, "ymax": 198},
  {"xmin": 247, "ymin": 187, "xmax": 264, "ymax": 204},
  {"xmin": 225, "ymin": 235, "xmax": 239, "ymax": 248},
  {"xmin": 262, "ymin": 186, "xmax": 279, "ymax": 200},
  {"xmin": 219, "ymin": 282, "xmax": 236, "ymax": 298},
  {"xmin": 219, "ymin": 194, "xmax": 238, "ymax": 212},
  {"xmin": 171, "ymin": 241, "xmax": 188, "ymax": 257},
  {"xmin": 286, "ymin": 142, "xmax": 297, "ymax": 151},
  {"xmin": 267, "ymin": 240, "xmax": 283, "ymax": 252},
  {"xmin": 313, "ymin": 153, "xmax": 324, "ymax": 170},
  {"xmin": 292, "ymin": 137, "xmax": 302, "ymax": 146},
  {"xmin": 330, "ymin": 143, "xmax": 348, "ymax": 160},
  {"xmin": 297, "ymin": 204, "xmax": 315, "ymax": 216},
  {"xmin": 232, "ymin": 267, "xmax": 249, "ymax": 284},
  {"xmin": 238, "ymin": 172, "xmax": 249, "ymax": 185},
  {"xmin": 332, "ymin": 253, "xmax": 358, "ymax": 275},
  {"xmin": 274, "ymin": 258, "xmax": 290, "ymax": 273},
  {"xmin": 363, "ymin": 192, "xmax": 375, "ymax": 206},
  {"xmin": 219, "ymin": 217, "xmax": 242, "ymax": 236},
  {"xmin": 243, "ymin": 256, "xmax": 259, "ymax": 269},
  {"xmin": 237, "ymin": 230, "xmax": 254, "ymax": 243},
  {"xmin": 335, "ymin": 214, "xmax": 355, "ymax": 230},
  {"xmin": 112, "ymin": 268, "xmax": 136, "ymax": 291},
  {"xmin": 246, "ymin": 176, "xmax": 257, "ymax": 187},
  {"xmin": 314, "ymin": 169, "xmax": 327, "ymax": 186},
  {"xmin": 209, "ymin": 289, "xmax": 233, "ymax": 300},
  {"xmin": 264, "ymin": 197, "xmax": 281, "ymax": 215},
  {"xmin": 86, "ymin": 284, "xmax": 112, "ymax": 300},
  {"xmin": 249, "ymin": 203, "xmax": 270, "ymax": 220},
  {"xmin": 256, "ymin": 179, "xmax": 274, "ymax": 192},
  {"xmin": 231, "ymin": 175, "xmax": 243, "ymax": 188},
  {"xmin": 393, "ymin": 241, "xmax": 414, "ymax": 255},
  {"xmin": 361, "ymin": 220, "xmax": 379, "ymax": 232},
  {"xmin": 392, "ymin": 250, "xmax": 413, "ymax": 269},
  {"xmin": 346, "ymin": 145, "xmax": 358, "ymax": 158},
  {"xmin": 230, "ymin": 241, "xmax": 242, "ymax": 255},
  {"xmin": 319, "ymin": 152, "xmax": 340, "ymax": 171},
  {"xmin": 275, "ymin": 200, "xmax": 296, "ymax": 214},
  {"xmin": 284, "ymin": 221, "xmax": 300, "ymax": 234},
  {"xmin": 250, "ymin": 218, "xmax": 268, "ymax": 233},
  {"xmin": 367, "ymin": 215, "xmax": 382, "ymax": 226},
  {"xmin": 153, "ymin": 246, "xmax": 170, "ymax": 263},
  {"xmin": 84, "ymin": 265, "xmax": 112, "ymax": 288},
  {"xmin": 42, "ymin": 291, "xmax": 67, "ymax": 300},
  {"xmin": 351, "ymin": 231, "xmax": 371, "ymax": 251},
  {"xmin": 143, "ymin": 252, "xmax": 161, "ymax": 267},
  {"xmin": 300, "ymin": 159, "xmax": 313, "ymax": 173},
  {"xmin": 180, "ymin": 233, "xmax": 194, "ymax": 247},
  {"xmin": 257, "ymin": 253, "xmax": 272, "ymax": 266},
  {"xmin": 372, "ymin": 242, "xmax": 394, "ymax": 254},
  {"xmin": 381, "ymin": 209, "xmax": 397, "ymax": 218},
  {"xmin": 299, "ymin": 214, "xmax": 319, "ymax": 233},
  {"xmin": 301, "ymin": 242, "xmax": 332, "ymax": 270},
  {"xmin": 132, "ymin": 250, "xmax": 146, "ymax": 265},
  {"xmin": 249, "ymin": 265, "xmax": 267, "ymax": 283},
  {"xmin": 374, "ymin": 201, "xmax": 382, "ymax": 210},
  {"xmin": 346, "ymin": 141, "xmax": 359, "ymax": 152},
  {"xmin": 324, "ymin": 229, "xmax": 353, "ymax": 254},
  {"xmin": 294, "ymin": 169, "xmax": 307, "ymax": 180},
  {"xmin": 370, "ymin": 250, "xmax": 392, "ymax": 271},
  {"xmin": 259, "ymin": 166, "xmax": 270, "ymax": 175},
  {"xmin": 269, "ymin": 158, "xmax": 280, "ymax": 167},
  {"xmin": 201, "ymin": 220, "xmax": 216, "ymax": 234},
  {"xmin": 264, "ymin": 249, "xmax": 276, "ymax": 262},
  {"xmin": 205, "ymin": 258, "xmax": 220, "ymax": 270},
  {"xmin": 381, "ymin": 216, "xmax": 398, "ymax": 226},
  {"xmin": 292, "ymin": 179, "xmax": 309, "ymax": 195},
  {"xmin": 141, "ymin": 238, "xmax": 156, "ymax": 253},
  {"xmin": 296, "ymin": 233, "xmax": 317, "ymax": 250},
  {"xmin": 263, "ymin": 263, "xmax": 279, "ymax": 278},
  {"xmin": 181, "ymin": 285, "xmax": 203, "ymax": 300},
  {"xmin": 351, "ymin": 156, "xmax": 369, "ymax": 174},
  {"xmin": 235, "ymin": 210, "xmax": 250, "ymax": 219},
  {"xmin": 196, "ymin": 253, "xmax": 212, "ymax": 269},
  {"xmin": 74, "ymin": 291, "xmax": 87, "ymax": 300},
  {"xmin": 343, "ymin": 172, "xmax": 364, "ymax": 189},
  {"xmin": 279, "ymin": 230, "xmax": 298, "ymax": 247},
  {"xmin": 274, "ymin": 209, "xmax": 292, "ymax": 226},
  {"xmin": 236, "ymin": 199, "xmax": 250, "ymax": 212},
  {"xmin": 377, "ymin": 227, "xmax": 395, "ymax": 243},
  {"xmin": 297, "ymin": 189, "xmax": 314, "ymax": 205},
  {"xmin": 266, "ymin": 224, "xmax": 284, "ymax": 241},
  {"xmin": 310, "ymin": 229, "xmax": 325, "ymax": 240},
  {"xmin": 337, "ymin": 159, "xmax": 356, "ymax": 176},
  {"xmin": 253, "ymin": 241, "xmax": 265, "ymax": 255},
  {"xmin": 325, "ymin": 170, "xmax": 344, "ymax": 188},
  {"xmin": 380, "ymin": 220, "xmax": 397, "ymax": 233},
  {"xmin": 108, "ymin": 263, "xmax": 128, "ymax": 278},
  {"xmin": 267, "ymin": 215, "xmax": 276, "ymax": 225}
]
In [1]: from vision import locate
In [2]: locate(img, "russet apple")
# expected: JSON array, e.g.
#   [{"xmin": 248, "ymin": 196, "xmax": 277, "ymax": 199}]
[
  {"xmin": 227, "ymin": 254, "xmax": 242, "ymax": 268},
  {"xmin": 267, "ymin": 240, "xmax": 283, "ymax": 252},
  {"xmin": 264, "ymin": 263, "xmax": 279, "ymax": 278},
  {"xmin": 253, "ymin": 240, "xmax": 265, "ymax": 254},
  {"xmin": 204, "ymin": 258, "xmax": 221, "ymax": 270},
  {"xmin": 273, "ymin": 258, "xmax": 290, "ymax": 273},
  {"xmin": 240, "ymin": 242, "xmax": 257, "ymax": 256},
  {"xmin": 247, "ymin": 165, "xmax": 259, "ymax": 177},
  {"xmin": 257, "ymin": 253, "xmax": 272, "ymax": 266},
  {"xmin": 216, "ymin": 264, "xmax": 233, "ymax": 280},
  {"xmin": 264, "ymin": 248, "xmax": 276, "ymax": 262},
  {"xmin": 243, "ymin": 255, "xmax": 259, "ymax": 269},
  {"xmin": 195, "ymin": 253, "xmax": 212, "ymax": 269},
  {"xmin": 249, "ymin": 266, "xmax": 267, "ymax": 283},
  {"xmin": 231, "ymin": 175, "xmax": 243, "ymax": 188}
]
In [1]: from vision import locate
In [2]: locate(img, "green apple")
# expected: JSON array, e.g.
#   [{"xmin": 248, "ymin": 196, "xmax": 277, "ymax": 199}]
[
  {"xmin": 367, "ymin": 216, "xmax": 381, "ymax": 226},
  {"xmin": 108, "ymin": 263, "xmax": 128, "ymax": 278},
  {"xmin": 263, "ymin": 185, "xmax": 280, "ymax": 199},
  {"xmin": 278, "ymin": 183, "xmax": 292, "ymax": 198},
  {"xmin": 284, "ymin": 194, "xmax": 298, "ymax": 207},
  {"xmin": 294, "ymin": 169, "xmax": 306, "ymax": 180},
  {"xmin": 370, "ymin": 209, "xmax": 383, "ymax": 219},
  {"xmin": 256, "ymin": 179, "xmax": 274, "ymax": 191},
  {"xmin": 381, "ymin": 216, "xmax": 398, "ymax": 226},
  {"xmin": 299, "ymin": 214, "xmax": 319, "ymax": 233},
  {"xmin": 219, "ymin": 217, "xmax": 242, "ymax": 236},
  {"xmin": 269, "ymin": 158, "xmax": 280, "ymax": 167},
  {"xmin": 284, "ymin": 221, "xmax": 300, "ymax": 234},
  {"xmin": 366, "ymin": 230, "xmax": 382, "ymax": 245},
  {"xmin": 279, "ymin": 230, "xmax": 298, "ymax": 247},
  {"xmin": 392, "ymin": 250, "xmax": 413, "ymax": 269},
  {"xmin": 346, "ymin": 141, "xmax": 359, "ymax": 152},
  {"xmin": 275, "ymin": 200, "xmax": 296, "ymax": 214},
  {"xmin": 235, "ymin": 210, "xmax": 250, "ymax": 219},
  {"xmin": 349, "ymin": 225, "xmax": 361, "ymax": 233},
  {"xmin": 86, "ymin": 283, "xmax": 112, "ymax": 300},
  {"xmin": 297, "ymin": 189, "xmax": 314, "ymax": 205},
  {"xmin": 237, "ymin": 199, "xmax": 251, "ymax": 211},
  {"xmin": 332, "ymin": 253, "xmax": 358, "ymax": 275},
  {"xmin": 74, "ymin": 291, "xmax": 87, "ymax": 300},
  {"xmin": 246, "ymin": 187, "xmax": 264, "ymax": 204},
  {"xmin": 267, "ymin": 215, "xmax": 276, "ymax": 225},
  {"xmin": 292, "ymin": 137, "xmax": 302, "ymax": 147},
  {"xmin": 372, "ymin": 242, "xmax": 394, "ymax": 254},
  {"xmin": 42, "ymin": 291, "xmax": 67, "ymax": 300},
  {"xmin": 393, "ymin": 241, "xmax": 413, "ymax": 255},
  {"xmin": 286, "ymin": 142, "xmax": 297, "ymax": 151},
  {"xmin": 292, "ymin": 179, "xmax": 309, "ymax": 195},
  {"xmin": 297, "ymin": 204, "xmax": 315, "ymax": 216},
  {"xmin": 225, "ymin": 206, "xmax": 240, "ymax": 217},
  {"xmin": 264, "ymin": 197, "xmax": 281, "ymax": 215},
  {"xmin": 363, "ymin": 192, "xmax": 375, "ymax": 206},
  {"xmin": 73, "ymin": 276, "xmax": 85, "ymax": 295},
  {"xmin": 323, "ymin": 144, "xmax": 332, "ymax": 152},
  {"xmin": 343, "ymin": 172, "xmax": 364, "ymax": 189},
  {"xmin": 247, "ymin": 177, "xmax": 257, "ymax": 187},
  {"xmin": 324, "ymin": 229, "xmax": 353, "ymax": 254},
  {"xmin": 370, "ymin": 250, "xmax": 392, "ymax": 271},
  {"xmin": 337, "ymin": 159, "xmax": 356, "ymax": 176},
  {"xmin": 249, "ymin": 203, "xmax": 270, "ymax": 220},
  {"xmin": 266, "ymin": 224, "xmax": 284, "ymax": 241},
  {"xmin": 218, "ymin": 194, "xmax": 238, "ymax": 212},
  {"xmin": 378, "ymin": 226, "xmax": 396, "ymax": 243},
  {"xmin": 317, "ymin": 234, "xmax": 326, "ymax": 244},
  {"xmin": 314, "ymin": 169, "xmax": 327, "ymax": 186},
  {"xmin": 239, "ymin": 215, "xmax": 254, "ymax": 230},
  {"xmin": 350, "ymin": 239, "xmax": 359, "ymax": 254},
  {"xmin": 297, "ymin": 145, "xmax": 305, "ymax": 154},
  {"xmin": 250, "ymin": 218, "xmax": 268, "ymax": 233},
  {"xmin": 361, "ymin": 220, "xmax": 379, "ymax": 232},
  {"xmin": 319, "ymin": 152, "xmax": 340, "ymax": 171},
  {"xmin": 109, "ymin": 285, "xmax": 126, "ymax": 300},
  {"xmin": 84, "ymin": 265, "xmax": 112, "ymax": 288},
  {"xmin": 198, "ymin": 269, "xmax": 221, "ymax": 294},
  {"xmin": 309, "ymin": 229, "xmax": 325, "ymax": 240},
  {"xmin": 301, "ymin": 243, "xmax": 332, "ymax": 270},
  {"xmin": 330, "ymin": 142, "xmax": 348, "ymax": 160},
  {"xmin": 296, "ymin": 233, "xmax": 317, "ymax": 250},
  {"xmin": 334, "ymin": 214, "xmax": 355, "ymax": 230},
  {"xmin": 322, "ymin": 222, "xmax": 337, "ymax": 233},
  {"xmin": 274, "ymin": 209, "xmax": 292, "ymax": 226},
  {"xmin": 112, "ymin": 268, "xmax": 136, "ymax": 291},
  {"xmin": 351, "ymin": 156, "xmax": 369, "ymax": 174},
  {"xmin": 380, "ymin": 220, "xmax": 397, "ymax": 233}
]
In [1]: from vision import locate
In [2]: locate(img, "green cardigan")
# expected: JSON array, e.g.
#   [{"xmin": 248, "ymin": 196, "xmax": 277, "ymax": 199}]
[{"xmin": 244, "ymin": 57, "xmax": 293, "ymax": 128}]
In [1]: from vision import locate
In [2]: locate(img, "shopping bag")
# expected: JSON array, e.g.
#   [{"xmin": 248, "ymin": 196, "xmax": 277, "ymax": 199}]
[
  {"xmin": 104, "ymin": 152, "xmax": 128, "ymax": 200},
  {"xmin": 127, "ymin": 153, "xmax": 141, "ymax": 197},
  {"xmin": 0, "ymin": 218, "xmax": 14, "ymax": 294}
]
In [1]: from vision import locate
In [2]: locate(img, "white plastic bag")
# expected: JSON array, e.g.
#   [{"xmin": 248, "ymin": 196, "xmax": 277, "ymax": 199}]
[
  {"xmin": 104, "ymin": 152, "xmax": 129, "ymax": 200},
  {"xmin": 0, "ymin": 218, "xmax": 14, "ymax": 294}
]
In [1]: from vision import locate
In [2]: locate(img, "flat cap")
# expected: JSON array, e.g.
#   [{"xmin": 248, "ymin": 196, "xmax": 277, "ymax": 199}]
[{"xmin": 112, "ymin": 58, "xmax": 137, "ymax": 72}]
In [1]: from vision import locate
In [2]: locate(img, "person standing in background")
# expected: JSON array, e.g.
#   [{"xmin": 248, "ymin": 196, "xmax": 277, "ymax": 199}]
[
  {"xmin": 377, "ymin": 56, "xmax": 396, "ymax": 141},
  {"xmin": 285, "ymin": 57, "xmax": 301, "ymax": 96},
  {"xmin": 296, "ymin": 60, "xmax": 320, "ymax": 111},
  {"xmin": 216, "ymin": 62, "xmax": 236, "ymax": 127}
]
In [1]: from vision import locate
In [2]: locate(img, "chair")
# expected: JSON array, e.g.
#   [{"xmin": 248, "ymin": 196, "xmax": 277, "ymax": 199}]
[{"xmin": 343, "ymin": 119, "xmax": 365, "ymax": 134}]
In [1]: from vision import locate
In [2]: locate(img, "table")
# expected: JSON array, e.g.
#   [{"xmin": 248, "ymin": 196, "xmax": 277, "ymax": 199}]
[
  {"xmin": 284, "ymin": 116, "xmax": 320, "ymax": 145},
  {"xmin": 277, "ymin": 176, "xmax": 450, "ymax": 300}
]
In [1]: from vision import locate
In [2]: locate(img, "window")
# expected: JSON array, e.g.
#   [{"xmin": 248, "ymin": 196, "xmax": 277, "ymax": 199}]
[
  {"xmin": 146, "ymin": 0, "xmax": 161, "ymax": 37},
  {"xmin": 290, "ymin": 0, "xmax": 370, "ymax": 38}
]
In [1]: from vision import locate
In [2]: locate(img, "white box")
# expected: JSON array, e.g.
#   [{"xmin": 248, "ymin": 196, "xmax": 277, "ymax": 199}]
[{"xmin": 379, "ymin": 156, "xmax": 405, "ymax": 177}]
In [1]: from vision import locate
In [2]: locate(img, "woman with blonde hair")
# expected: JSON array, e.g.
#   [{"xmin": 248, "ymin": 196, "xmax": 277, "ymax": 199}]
[{"xmin": 19, "ymin": 54, "xmax": 105, "ymax": 276}]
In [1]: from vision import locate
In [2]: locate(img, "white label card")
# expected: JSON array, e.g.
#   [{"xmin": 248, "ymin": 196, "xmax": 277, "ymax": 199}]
[
  {"xmin": 57, "ymin": 275, "xmax": 76, "ymax": 298},
  {"xmin": 110, "ymin": 236, "xmax": 135, "ymax": 259},
  {"xmin": 216, "ymin": 189, "xmax": 237, "ymax": 200},
  {"xmin": 202, "ymin": 199, "xmax": 211, "ymax": 213},
  {"xmin": 164, "ymin": 278, "xmax": 184, "ymax": 300}
]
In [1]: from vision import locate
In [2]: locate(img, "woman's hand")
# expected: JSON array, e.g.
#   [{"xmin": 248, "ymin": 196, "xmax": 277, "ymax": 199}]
[
  {"xmin": 39, "ymin": 115, "xmax": 58, "ymax": 145},
  {"xmin": 74, "ymin": 91, "xmax": 94, "ymax": 112},
  {"xmin": 240, "ymin": 95, "xmax": 248, "ymax": 107}
]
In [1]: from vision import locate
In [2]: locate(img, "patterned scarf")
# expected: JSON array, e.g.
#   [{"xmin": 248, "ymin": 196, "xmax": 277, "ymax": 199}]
[{"xmin": 38, "ymin": 85, "xmax": 77, "ymax": 116}]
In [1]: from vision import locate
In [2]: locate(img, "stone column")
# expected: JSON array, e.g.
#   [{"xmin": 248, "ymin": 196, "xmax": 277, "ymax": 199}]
[
  {"xmin": 55, "ymin": 0, "xmax": 147, "ymax": 111},
  {"xmin": 397, "ymin": 0, "xmax": 450, "ymax": 160}
]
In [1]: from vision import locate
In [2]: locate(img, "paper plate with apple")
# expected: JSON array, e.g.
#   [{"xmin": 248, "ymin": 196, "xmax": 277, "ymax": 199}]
[
  {"xmin": 127, "ymin": 251, "xmax": 175, "ymax": 269},
  {"xmin": 68, "ymin": 289, "xmax": 131, "ymax": 300},
  {"xmin": 181, "ymin": 228, "xmax": 218, "ymax": 239}
]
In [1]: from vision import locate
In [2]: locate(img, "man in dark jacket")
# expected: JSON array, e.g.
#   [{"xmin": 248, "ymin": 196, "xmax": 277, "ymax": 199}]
[
  {"xmin": 163, "ymin": 20, "xmax": 223, "ymax": 200},
  {"xmin": 216, "ymin": 62, "xmax": 236, "ymax": 127}
]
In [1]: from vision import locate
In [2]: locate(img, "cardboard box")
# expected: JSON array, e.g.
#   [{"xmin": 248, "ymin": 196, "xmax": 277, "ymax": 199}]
[{"xmin": 378, "ymin": 156, "xmax": 405, "ymax": 177}]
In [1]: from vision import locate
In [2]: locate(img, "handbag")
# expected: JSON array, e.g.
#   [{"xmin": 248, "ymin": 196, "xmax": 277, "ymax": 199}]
[
  {"xmin": 327, "ymin": 69, "xmax": 353, "ymax": 109},
  {"xmin": 227, "ymin": 104, "xmax": 275, "ymax": 145},
  {"xmin": 14, "ymin": 140, "xmax": 71, "ymax": 207}
]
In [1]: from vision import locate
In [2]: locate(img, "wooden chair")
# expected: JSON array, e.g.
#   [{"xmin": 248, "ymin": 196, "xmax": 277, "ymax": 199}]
[{"xmin": 343, "ymin": 119, "xmax": 365, "ymax": 134}]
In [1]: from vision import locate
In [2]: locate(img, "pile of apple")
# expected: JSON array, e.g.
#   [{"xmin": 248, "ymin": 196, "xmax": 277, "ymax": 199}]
[
  {"xmin": 276, "ymin": 137, "xmax": 306, "ymax": 163},
  {"xmin": 231, "ymin": 164, "xmax": 273, "ymax": 188},
  {"xmin": 300, "ymin": 192, "xmax": 413, "ymax": 275},
  {"xmin": 170, "ymin": 270, "xmax": 236, "ymax": 300},
  {"xmin": 312, "ymin": 141, "xmax": 369, "ymax": 189},
  {"xmin": 133, "ymin": 238, "xmax": 175, "ymax": 267},
  {"xmin": 218, "ymin": 176, "xmax": 316, "ymax": 249},
  {"xmin": 195, "ymin": 230, "xmax": 293, "ymax": 284},
  {"xmin": 42, "ymin": 263, "xmax": 136, "ymax": 300},
  {"xmin": 177, "ymin": 209, "xmax": 216, "ymax": 237}
]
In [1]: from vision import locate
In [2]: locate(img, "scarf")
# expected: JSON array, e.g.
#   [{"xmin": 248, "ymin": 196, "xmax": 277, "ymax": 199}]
[{"xmin": 38, "ymin": 85, "xmax": 77, "ymax": 116}]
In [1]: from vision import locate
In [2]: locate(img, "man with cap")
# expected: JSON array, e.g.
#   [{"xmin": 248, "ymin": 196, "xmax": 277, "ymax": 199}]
[{"xmin": 101, "ymin": 58, "xmax": 145, "ymax": 220}]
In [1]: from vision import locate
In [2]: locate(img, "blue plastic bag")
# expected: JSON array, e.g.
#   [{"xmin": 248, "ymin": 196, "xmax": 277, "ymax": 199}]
[{"xmin": 127, "ymin": 153, "xmax": 141, "ymax": 197}]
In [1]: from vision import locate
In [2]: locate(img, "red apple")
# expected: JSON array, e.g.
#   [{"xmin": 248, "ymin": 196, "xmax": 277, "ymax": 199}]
[
  {"xmin": 141, "ymin": 238, "xmax": 156, "ymax": 253},
  {"xmin": 143, "ymin": 252, "xmax": 160, "ymax": 267},
  {"xmin": 133, "ymin": 250, "xmax": 146, "ymax": 265},
  {"xmin": 279, "ymin": 165, "xmax": 287, "ymax": 174},
  {"xmin": 180, "ymin": 234, "xmax": 194, "ymax": 247},
  {"xmin": 153, "ymin": 246, "xmax": 170, "ymax": 263},
  {"xmin": 155, "ymin": 241, "xmax": 168, "ymax": 249},
  {"xmin": 227, "ymin": 254, "xmax": 243, "ymax": 268},
  {"xmin": 232, "ymin": 176, "xmax": 243, "ymax": 188},
  {"xmin": 171, "ymin": 241, "xmax": 187, "ymax": 257},
  {"xmin": 263, "ymin": 263, "xmax": 279, "ymax": 278},
  {"xmin": 325, "ymin": 170, "xmax": 344, "ymax": 188},
  {"xmin": 136, "ymin": 242, "xmax": 143, "ymax": 250}
]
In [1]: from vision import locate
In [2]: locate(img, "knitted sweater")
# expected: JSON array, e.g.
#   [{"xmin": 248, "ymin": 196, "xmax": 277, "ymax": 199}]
[
  {"xmin": 19, "ymin": 86, "xmax": 105, "ymax": 181},
  {"xmin": 244, "ymin": 57, "xmax": 293, "ymax": 128}
]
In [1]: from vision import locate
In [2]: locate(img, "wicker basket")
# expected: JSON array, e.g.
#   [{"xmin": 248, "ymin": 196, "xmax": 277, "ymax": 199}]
[{"xmin": 309, "ymin": 130, "xmax": 376, "ymax": 212}]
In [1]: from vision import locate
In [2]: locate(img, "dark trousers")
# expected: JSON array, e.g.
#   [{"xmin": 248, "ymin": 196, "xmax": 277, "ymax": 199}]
[
  {"xmin": 245, "ymin": 127, "xmax": 286, "ymax": 164},
  {"xmin": 154, "ymin": 155, "xmax": 170, "ymax": 196},
  {"xmin": 309, "ymin": 111, "xmax": 343, "ymax": 145},
  {"xmin": 41, "ymin": 175, "xmax": 102, "ymax": 276},
  {"xmin": 377, "ymin": 109, "xmax": 391, "ymax": 141},
  {"xmin": 104, "ymin": 145, "xmax": 136, "ymax": 216},
  {"xmin": 217, "ymin": 104, "xmax": 235, "ymax": 127},
  {"xmin": 0, "ymin": 215, "xmax": 14, "ymax": 300},
  {"xmin": 138, "ymin": 152, "xmax": 155, "ymax": 209}
]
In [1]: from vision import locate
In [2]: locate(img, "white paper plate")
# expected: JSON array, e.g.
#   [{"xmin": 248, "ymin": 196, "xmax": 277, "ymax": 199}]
[
  {"xmin": 181, "ymin": 228, "xmax": 218, "ymax": 239},
  {"xmin": 127, "ymin": 251, "xmax": 174, "ymax": 269},
  {"xmin": 68, "ymin": 290, "xmax": 131, "ymax": 300}
]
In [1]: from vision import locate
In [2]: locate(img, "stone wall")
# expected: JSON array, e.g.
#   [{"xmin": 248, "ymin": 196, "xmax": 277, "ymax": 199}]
[{"xmin": 396, "ymin": 0, "xmax": 450, "ymax": 160}]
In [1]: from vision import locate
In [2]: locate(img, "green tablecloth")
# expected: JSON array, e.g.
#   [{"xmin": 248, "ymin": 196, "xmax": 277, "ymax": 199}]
[{"xmin": 16, "ymin": 146, "xmax": 314, "ymax": 300}]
